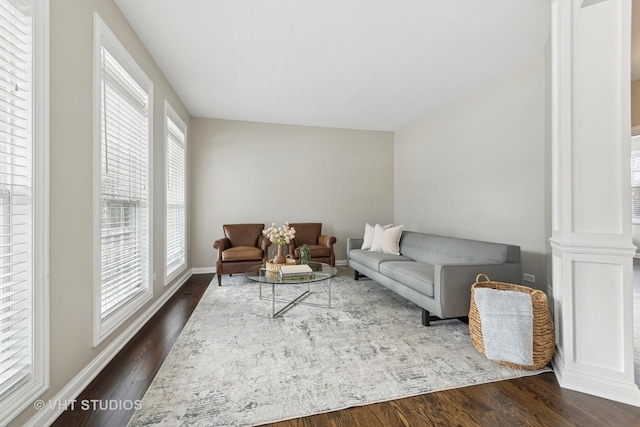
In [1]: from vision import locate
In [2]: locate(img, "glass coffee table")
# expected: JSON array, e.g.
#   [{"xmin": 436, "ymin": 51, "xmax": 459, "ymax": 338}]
[{"xmin": 245, "ymin": 261, "xmax": 338, "ymax": 318}]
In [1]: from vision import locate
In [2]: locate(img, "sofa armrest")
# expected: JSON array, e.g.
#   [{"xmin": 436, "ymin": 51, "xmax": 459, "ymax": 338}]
[
  {"xmin": 433, "ymin": 262, "xmax": 522, "ymax": 319},
  {"xmin": 347, "ymin": 238, "xmax": 363, "ymax": 254}
]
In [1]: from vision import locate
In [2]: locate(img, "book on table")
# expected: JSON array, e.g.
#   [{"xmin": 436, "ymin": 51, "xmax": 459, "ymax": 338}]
[{"xmin": 279, "ymin": 264, "xmax": 314, "ymax": 280}]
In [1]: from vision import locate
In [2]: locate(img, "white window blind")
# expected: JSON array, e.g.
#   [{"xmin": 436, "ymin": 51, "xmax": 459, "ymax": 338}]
[
  {"xmin": 165, "ymin": 110, "xmax": 185, "ymax": 279},
  {"xmin": 99, "ymin": 45, "xmax": 149, "ymax": 319},
  {"xmin": 631, "ymin": 149, "xmax": 640, "ymax": 223},
  {"xmin": 0, "ymin": 0, "xmax": 33, "ymax": 397}
]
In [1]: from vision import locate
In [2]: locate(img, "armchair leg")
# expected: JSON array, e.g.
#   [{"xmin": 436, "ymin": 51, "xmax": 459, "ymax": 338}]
[{"xmin": 217, "ymin": 273, "xmax": 222, "ymax": 286}]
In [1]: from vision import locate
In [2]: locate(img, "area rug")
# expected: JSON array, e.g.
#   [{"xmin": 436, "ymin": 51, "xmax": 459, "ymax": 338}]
[{"xmin": 128, "ymin": 267, "xmax": 550, "ymax": 426}]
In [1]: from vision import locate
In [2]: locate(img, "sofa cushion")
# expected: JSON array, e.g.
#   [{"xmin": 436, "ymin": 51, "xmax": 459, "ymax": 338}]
[
  {"xmin": 379, "ymin": 261, "xmax": 435, "ymax": 297},
  {"xmin": 399, "ymin": 231, "xmax": 514, "ymax": 265},
  {"xmin": 362, "ymin": 223, "xmax": 392, "ymax": 250},
  {"xmin": 349, "ymin": 249, "xmax": 411, "ymax": 272},
  {"xmin": 370, "ymin": 224, "xmax": 403, "ymax": 255}
]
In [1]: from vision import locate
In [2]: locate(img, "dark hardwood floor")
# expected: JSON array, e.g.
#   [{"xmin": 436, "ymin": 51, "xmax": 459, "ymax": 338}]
[
  {"xmin": 52, "ymin": 272, "xmax": 640, "ymax": 427},
  {"xmin": 52, "ymin": 274, "xmax": 213, "ymax": 427}
]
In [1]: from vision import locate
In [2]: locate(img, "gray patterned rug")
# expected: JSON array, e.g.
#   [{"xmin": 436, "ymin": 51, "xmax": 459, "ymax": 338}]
[{"xmin": 129, "ymin": 267, "xmax": 550, "ymax": 426}]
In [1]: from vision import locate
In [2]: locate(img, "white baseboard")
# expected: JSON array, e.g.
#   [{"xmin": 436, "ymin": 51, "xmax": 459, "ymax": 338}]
[
  {"xmin": 192, "ymin": 267, "xmax": 216, "ymax": 274},
  {"xmin": 553, "ymin": 353, "xmax": 640, "ymax": 408},
  {"xmin": 25, "ymin": 269, "xmax": 193, "ymax": 427}
]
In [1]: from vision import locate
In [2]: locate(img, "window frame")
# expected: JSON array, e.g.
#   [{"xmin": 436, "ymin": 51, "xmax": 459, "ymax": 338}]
[
  {"xmin": 0, "ymin": 0, "xmax": 50, "ymax": 422},
  {"xmin": 164, "ymin": 101, "xmax": 187, "ymax": 284},
  {"xmin": 92, "ymin": 13, "xmax": 153, "ymax": 346}
]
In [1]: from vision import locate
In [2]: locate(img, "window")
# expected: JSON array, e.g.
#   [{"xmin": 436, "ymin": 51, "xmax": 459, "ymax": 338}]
[
  {"xmin": 94, "ymin": 14, "xmax": 152, "ymax": 345},
  {"xmin": 632, "ymin": 136, "xmax": 640, "ymax": 224},
  {"xmin": 0, "ymin": 0, "xmax": 49, "ymax": 421},
  {"xmin": 165, "ymin": 102, "xmax": 186, "ymax": 282}
]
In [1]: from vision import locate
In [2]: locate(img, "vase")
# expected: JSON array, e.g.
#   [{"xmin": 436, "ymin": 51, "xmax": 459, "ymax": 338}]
[
  {"xmin": 300, "ymin": 243, "xmax": 311, "ymax": 265},
  {"xmin": 273, "ymin": 244, "xmax": 286, "ymax": 264}
]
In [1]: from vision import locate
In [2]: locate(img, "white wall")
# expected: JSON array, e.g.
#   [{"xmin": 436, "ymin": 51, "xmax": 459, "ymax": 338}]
[
  {"xmin": 190, "ymin": 119, "xmax": 394, "ymax": 269},
  {"xmin": 394, "ymin": 51, "xmax": 549, "ymax": 290}
]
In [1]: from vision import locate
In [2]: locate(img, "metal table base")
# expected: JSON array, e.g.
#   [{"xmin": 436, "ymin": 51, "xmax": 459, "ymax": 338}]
[{"xmin": 259, "ymin": 277, "xmax": 332, "ymax": 318}]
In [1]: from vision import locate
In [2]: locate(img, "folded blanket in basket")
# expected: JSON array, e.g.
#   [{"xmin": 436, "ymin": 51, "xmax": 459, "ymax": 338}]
[{"xmin": 474, "ymin": 287, "xmax": 533, "ymax": 366}]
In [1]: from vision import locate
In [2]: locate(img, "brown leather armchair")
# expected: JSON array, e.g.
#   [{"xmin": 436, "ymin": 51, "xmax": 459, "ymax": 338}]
[
  {"xmin": 213, "ymin": 223, "xmax": 271, "ymax": 286},
  {"xmin": 287, "ymin": 223, "xmax": 337, "ymax": 266}
]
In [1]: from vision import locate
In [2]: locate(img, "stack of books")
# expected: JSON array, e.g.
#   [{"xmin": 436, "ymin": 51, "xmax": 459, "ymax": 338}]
[{"xmin": 279, "ymin": 264, "xmax": 315, "ymax": 280}]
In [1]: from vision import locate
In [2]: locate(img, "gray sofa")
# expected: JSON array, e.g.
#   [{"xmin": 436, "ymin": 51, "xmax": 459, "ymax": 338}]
[{"xmin": 347, "ymin": 231, "xmax": 521, "ymax": 326}]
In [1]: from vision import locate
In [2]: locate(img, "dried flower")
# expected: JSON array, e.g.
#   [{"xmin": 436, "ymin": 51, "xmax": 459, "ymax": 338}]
[{"xmin": 262, "ymin": 222, "xmax": 296, "ymax": 245}]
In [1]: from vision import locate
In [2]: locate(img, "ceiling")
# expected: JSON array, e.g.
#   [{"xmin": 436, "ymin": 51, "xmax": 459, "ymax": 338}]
[{"xmin": 114, "ymin": 1, "xmax": 551, "ymax": 131}]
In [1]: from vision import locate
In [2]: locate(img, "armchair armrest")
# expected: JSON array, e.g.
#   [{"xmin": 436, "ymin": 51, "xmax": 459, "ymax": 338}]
[
  {"xmin": 258, "ymin": 235, "xmax": 272, "ymax": 254},
  {"xmin": 433, "ymin": 262, "xmax": 522, "ymax": 319},
  {"xmin": 318, "ymin": 234, "xmax": 336, "ymax": 248},
  {"xmin": 213, "ymin": 237, "xmax": 231, "ymax": 258}
]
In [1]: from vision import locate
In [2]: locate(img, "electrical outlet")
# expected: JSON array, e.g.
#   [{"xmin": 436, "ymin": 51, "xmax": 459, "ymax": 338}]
[{"xmin": 523, "ymin": 273, "xmax": 535, "ymax": 283}]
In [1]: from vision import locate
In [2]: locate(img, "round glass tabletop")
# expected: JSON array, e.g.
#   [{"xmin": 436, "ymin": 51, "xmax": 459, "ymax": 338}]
[{"xmin": 245, "ymin": 261, "xmax": 338, "ymax": 284}]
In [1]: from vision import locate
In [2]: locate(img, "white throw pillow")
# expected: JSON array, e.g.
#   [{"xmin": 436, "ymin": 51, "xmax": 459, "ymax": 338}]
[
  {"xmin": 361, "ymin": 223, "xmax": 392, "ymax": 250},
  {"xmin": 370, "ymin": 224, "xmax": 403, "ymax": 255}
]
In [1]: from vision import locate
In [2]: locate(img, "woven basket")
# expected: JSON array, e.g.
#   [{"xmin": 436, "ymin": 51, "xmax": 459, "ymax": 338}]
[
  {"xmin": 265, "ymin": 255, "xmax": 297, "ymax": 273},
  {"xmin": 469, "ymin": 274, "xmax": 555, "ymax": 370}
]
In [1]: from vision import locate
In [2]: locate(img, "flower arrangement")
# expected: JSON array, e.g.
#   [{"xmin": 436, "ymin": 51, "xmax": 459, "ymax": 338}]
[{"xmin": 263, "ymin": 222, "xmax": 296, "ymax": 246}]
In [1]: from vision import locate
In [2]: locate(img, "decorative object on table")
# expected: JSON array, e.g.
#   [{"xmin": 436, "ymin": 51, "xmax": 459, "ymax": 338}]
[
  {"xmin": 265, "ymin": 256, "xmax": 296, "ymax": 273},
  {"xmin": 272, "ymin": 244, "xmax": 287, "ymax": 265},
  {"xmin": 262, "ymin": 222, "xmax": 296, "ymax": 264},
  {"xmin": 279, "ymin": 264, "xmax": 314, "ymax": 280},
  {"xmin": 469, "ymin": 274, "xmax": 555, "ymax": 370},
  {"xmin": 299, "ymin": 243, "xmax": 311, "ymax": 265},
  {"xmin": 212, "ymin": 223, "xmax": 271, "ymax": 286},
  {"xmin": 287, "ymin": 223, "xmax": 337, "ymax": 266}
]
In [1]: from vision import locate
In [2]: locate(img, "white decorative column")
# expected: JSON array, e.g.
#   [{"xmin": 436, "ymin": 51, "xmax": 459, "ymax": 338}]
[{"xmin": 550, "ymin": 0, "xmax": 640, "ymax": 406}]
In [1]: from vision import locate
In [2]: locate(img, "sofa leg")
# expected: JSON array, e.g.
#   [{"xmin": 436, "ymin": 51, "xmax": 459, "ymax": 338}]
[
  {"xmin": 457, "ymin": 316, "xmax": 469, "ymax": 325},
  {"xmin": 354, "ymin": 270, "xmax": 360, "ymax": 280},
  {"xmin": 422, "ymin": 309, "xmax": 430, "ymax": 326}
]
